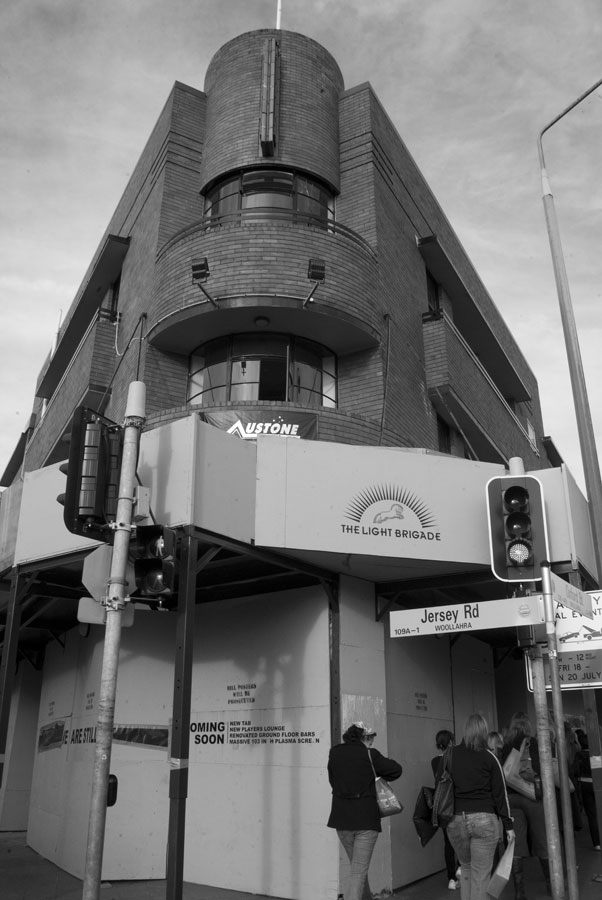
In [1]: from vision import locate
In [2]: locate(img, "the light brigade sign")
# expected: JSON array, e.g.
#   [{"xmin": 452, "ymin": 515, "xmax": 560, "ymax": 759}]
[{"xmin": 390, "ymin": 595, "xmax": 544, "ymax": 638}]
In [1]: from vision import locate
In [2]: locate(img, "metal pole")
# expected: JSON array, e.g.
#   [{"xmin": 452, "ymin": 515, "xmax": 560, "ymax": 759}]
[
  {"xmin": 530, "ymin": 644, "xmax": 565, "ymax": 900},
  {"xmin": 538, "ymin": 78, "xmax": 602, "ymax": 585},
  {"xmin": 82, "ymin": 382, "xmax": 146, "ymax": 900},
  {"xmin": 166, "ymin": 529, "xmax": 198, "ymax": 900},
  {"xmin": 541, "ymin": 563, "xmax": 579, "ymax": 900}
]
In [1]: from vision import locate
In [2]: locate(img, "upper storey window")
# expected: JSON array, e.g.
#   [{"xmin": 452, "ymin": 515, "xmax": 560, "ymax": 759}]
[{"xmin": 203, "ymin": 169, "xmax": 335, "ymax": 226}]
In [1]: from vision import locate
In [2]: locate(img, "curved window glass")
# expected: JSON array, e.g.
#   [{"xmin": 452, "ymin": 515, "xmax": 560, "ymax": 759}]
[
  {"xmin": 204, "ymin": 169, "xmax": 335, "ymax": 226},
  {"xmin": 188, "ymin": 334, "xmax": 336, "ymax": 408}
]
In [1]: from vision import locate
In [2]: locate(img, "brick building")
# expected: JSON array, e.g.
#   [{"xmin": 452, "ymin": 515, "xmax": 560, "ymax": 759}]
[{"xmin": 0, "ymin": 28, "xmax": 597, "ymax": 899}]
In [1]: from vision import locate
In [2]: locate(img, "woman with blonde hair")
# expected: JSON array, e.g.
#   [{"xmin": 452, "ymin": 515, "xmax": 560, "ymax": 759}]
[{"xmin": 439, "ymin": 713, "xmax": 513, "ymax": 900}]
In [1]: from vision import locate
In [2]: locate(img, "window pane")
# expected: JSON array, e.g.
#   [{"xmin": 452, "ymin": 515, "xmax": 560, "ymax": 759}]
[
  {"xmin": 205, "ymin": 170, "xmax": 334, "ymax": 223},
  {"xmin": 259, "ymin": 358, "xmax": 287, "ymax": 400},
  {"xmin": 188, "ymin": 359, "xmax": 229, "ymax": 404},
  {"xmin": 189, "ymin": 334, "xmax": 336, "ymax": 409},
  {"xmin": 242, "ymin": 192, "xmax": 293, "ymax": 210},
  {"xmin": 242, "ymin": 170, "xmax": 294, "ymax": 193},
  {"xmin": 291, "ymin": 362, "xmax": 321, "ymax": 405}
]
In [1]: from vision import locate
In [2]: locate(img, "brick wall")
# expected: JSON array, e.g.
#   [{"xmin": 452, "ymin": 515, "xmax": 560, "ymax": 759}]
[{"xmin": 200, "ymin": 30, "xmax": 343, "ymax": 192}]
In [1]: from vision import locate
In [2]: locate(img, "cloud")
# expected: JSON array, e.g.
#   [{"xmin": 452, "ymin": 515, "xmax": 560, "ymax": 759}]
[{"xmin": 1, "ymin": 0, "xmax": 601, "ymax": 490}]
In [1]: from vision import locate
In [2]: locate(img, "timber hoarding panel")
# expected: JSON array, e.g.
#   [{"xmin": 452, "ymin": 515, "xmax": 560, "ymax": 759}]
[
  {"xmin": 112, "ymin": 415, "xmax": 257, "ymax": 542},
  {"xmin": 185, "ymin": 585, "xmax": 335, "ymax": 900},
  {"xmin": 13, "ymin": 416, "xmax": 257, "ymax": 564},
  {"xmin": 255, "ymin": 440, "xmax": 503, "ymax": 564},
  {"xmin": 254, "ymin": 440, "xmax": 596, "ymax": 577},
  {"xmin": 28, "ymin": 613, "xmax": 175, "ymax": 879}
]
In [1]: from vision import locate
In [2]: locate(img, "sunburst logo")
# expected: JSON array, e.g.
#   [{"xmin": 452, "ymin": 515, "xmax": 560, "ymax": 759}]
[{"xmin": 345, "ymin": 484, "xmax": 437, "ymax": 528}]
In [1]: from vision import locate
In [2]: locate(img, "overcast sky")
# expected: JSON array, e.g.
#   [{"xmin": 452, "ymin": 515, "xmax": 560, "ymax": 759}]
[{"xmin": 1, "ymin": 0, "xmax": 601, "ymax": 494}]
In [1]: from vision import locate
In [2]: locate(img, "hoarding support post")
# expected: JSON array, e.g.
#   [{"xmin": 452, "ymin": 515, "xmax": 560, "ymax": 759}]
[
  {"xmin": 530, "ymin": 643, "xmax": 565, "ymax": 900},
  {"xmin": 0, "ymin": 572, "xmax": 23, "ymax": 790},
  {"xmin": 82, "ymin": 382, "xmax": 146, "ymax": 900},
  {"xmin": 323, "ymin": 579, "xmax": 341, "ymax": 746},
  {"xmin": 166, "ymin": 528, "xmax": 198, "ymax": 900}
]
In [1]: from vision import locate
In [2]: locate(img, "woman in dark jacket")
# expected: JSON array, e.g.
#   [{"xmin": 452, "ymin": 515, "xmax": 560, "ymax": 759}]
[
  {"xmin": 501, "ymin": 712, "xmax": 550, "ymax": 898},
  {"xmin": 443, "ymin": 713, "xmax": 514, "ymax": 900},
  {"xmin": 327, "ymin": 721, "xmax": 402, "ymax": 900},
  {"xmin": 431, "ymin": 730, "xmax": 459, "ymax": 890}
]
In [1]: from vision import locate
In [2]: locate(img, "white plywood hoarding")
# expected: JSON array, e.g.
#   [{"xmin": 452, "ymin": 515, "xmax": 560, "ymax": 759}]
[{"xmin": 256, "ymin": 439, "xmax": 502, "ymax": 565}]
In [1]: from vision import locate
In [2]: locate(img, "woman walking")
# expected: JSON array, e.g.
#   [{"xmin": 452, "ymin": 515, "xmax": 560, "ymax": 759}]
[
  {"xmin": 501, "ymin": 712, "xmax": 551, "ymax": 898},
  {"xmin": 327, "ymin": 722, "xmax": 402, "ymax": 900},
  {"xmin": 441, "ymin": 713, "xmax": 514, "ymax": 900},
  {"xmin": 431, "ymin": 730, "xmax": 460, "ymax": 890}
]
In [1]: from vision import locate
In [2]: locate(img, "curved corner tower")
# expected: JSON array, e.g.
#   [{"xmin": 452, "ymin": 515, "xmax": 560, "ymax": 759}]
[{"xmin": 146, "ymin": 29, "xmax": 385, "ymax": 446}]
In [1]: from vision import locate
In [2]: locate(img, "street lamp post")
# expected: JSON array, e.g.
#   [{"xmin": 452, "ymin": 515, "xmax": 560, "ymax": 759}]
[
  {"xmin": 537, "ymin": 76, "xmax": 602, "ymax": 883},
  {"xmin": 537, "ymin": 76, "xmax": 602, "ymax": 582}
]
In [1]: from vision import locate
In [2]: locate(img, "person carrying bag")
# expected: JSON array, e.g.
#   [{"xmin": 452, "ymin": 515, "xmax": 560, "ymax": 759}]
[
  {"xmin": 501, "ymin": 712, "xmax": 551, "ymax": 899},
  {"xmin": 441, "ymin": 713, "xmax": 514, "ymax": 900},
  {"xmin": 327, "ymin": 722, "xmax": 402, "ymax": 900}
]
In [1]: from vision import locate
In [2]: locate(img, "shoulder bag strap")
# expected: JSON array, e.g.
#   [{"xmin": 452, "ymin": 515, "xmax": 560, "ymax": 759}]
[{"xmin": 367, "ymin": 746, "xmax": 377, "ymax": 778}]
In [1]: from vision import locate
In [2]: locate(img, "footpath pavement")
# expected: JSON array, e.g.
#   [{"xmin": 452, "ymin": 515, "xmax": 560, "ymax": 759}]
[{"xmin": 2, "ymin": 827, "xmax": 602, "ymax": 900}]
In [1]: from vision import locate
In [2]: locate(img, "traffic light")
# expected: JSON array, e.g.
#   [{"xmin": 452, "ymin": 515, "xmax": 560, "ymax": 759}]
[
  {"xmin": 130, "ymin": 525, "xmax": 178, "ymax": 609},
  {"xmin": 486, "ymin": 475, "xmax": 549, "ymax": 582},
  {"xmin": 57, "ymin": 407, "xmax": 123, "ymax": 542}
]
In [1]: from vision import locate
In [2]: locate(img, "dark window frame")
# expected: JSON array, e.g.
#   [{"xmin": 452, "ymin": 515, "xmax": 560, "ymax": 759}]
[
  {"xmin": 188, "ymin": 333, "xmax": 337, "ymax": 409},
  {"xmin": 203, "ymin": 168, "xmax": 335, "ymax": 225}
]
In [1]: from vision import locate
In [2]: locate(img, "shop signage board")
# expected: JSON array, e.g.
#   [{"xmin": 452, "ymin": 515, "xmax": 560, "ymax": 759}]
[{"xmin": 390, "ymin": 595, "xmax": 544, "ymax": 638}]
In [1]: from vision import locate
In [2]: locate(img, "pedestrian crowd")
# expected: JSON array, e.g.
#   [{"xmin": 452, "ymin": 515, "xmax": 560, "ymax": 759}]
[{"xmin": 327, "ymin": 713, "xmax": 599, "ymax": 900}]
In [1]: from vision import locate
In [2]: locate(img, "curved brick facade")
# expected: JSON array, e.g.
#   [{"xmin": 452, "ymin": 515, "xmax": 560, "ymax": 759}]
[
  {"xmin": 144, "ymin": 402, "xmax": 409, "ymax": 449},
  {"xmin": 200, "ymin": 30, "xmax": 344, "ymax": 192},
  {"xmin": 151, "ymin": 219, "xmax": 380, "ymax": 345}
]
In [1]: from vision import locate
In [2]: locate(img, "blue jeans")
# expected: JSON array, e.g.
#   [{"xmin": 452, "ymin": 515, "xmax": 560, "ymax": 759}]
[
  {"xmin": 446, "ymin": 812, "xmax": 499, "ymax": 900},
  {"xmin": 337, "ymin": 829, "xmax": 379, "ymax": 900}
]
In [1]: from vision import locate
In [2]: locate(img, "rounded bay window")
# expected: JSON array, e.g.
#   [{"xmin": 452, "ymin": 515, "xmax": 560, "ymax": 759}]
[
  {"xmin": 203, "ymin": 169, "xmax": 335, "ymax": 227},
  {"xmin": 188, "ymin": 334, "xmax": 337, "ymax": 408}
]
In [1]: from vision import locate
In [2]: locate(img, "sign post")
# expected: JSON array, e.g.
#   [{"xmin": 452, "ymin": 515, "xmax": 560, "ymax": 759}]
[
  {"xmin": 540, "ymin": 563, "xmax": 578, "ymax": 900},
  {"xmin": 82, "ymin": 382, "xmax": 146, "ymax": 900},
  {"xmin": 530, "ymin": 643, "xmax": 566, "ymax": 900}
]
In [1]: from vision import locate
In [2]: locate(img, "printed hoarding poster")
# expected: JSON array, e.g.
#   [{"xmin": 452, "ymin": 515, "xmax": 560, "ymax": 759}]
[{"xmin": 199, "ymin": 410, "xmax": 318, "ymax": 440}]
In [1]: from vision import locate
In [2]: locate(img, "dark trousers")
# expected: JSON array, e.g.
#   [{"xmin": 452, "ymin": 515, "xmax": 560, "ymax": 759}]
[
  {"xmin": 580, "ymin": 781, "xmax": 600, "ymax": 846},
  {"xmin": 443, "ymin": 827, "xmax": 457, "ymax": 878}
]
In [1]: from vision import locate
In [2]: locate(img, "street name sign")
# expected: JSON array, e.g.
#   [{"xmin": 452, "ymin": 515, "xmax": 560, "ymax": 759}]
[
  {"xmin": 390, "ymin": 595, "xmax": 544, "ymax": 638},
  {"xmin": 549, "ymin": 571, "xmax": 593, "ymax": 619}
]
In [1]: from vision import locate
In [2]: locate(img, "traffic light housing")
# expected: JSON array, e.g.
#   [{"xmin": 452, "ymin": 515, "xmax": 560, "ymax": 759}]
[
  {"xmin": 129, "ymin": 525, "xmax": 178, "ymax": 609},
  {"xmin": 486, "ymin": 475, "xmax": 549, "ymax": 582},
  {"xmin": 57, "ymin": 407, "xmax": 123, "ymax": 542}
]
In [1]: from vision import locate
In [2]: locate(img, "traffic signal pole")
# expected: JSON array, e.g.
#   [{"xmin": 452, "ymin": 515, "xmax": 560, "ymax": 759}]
[
  {"xmin": 541, "ymin": 562, "xmax": 578, "ymax": 900},
  {"xmin": 82, "ymin": 382, "xmax": 146, "ymax": 900},
  {"xmin": 530, "ymin": 643, "xmax": 565, "ymax": 900}
]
